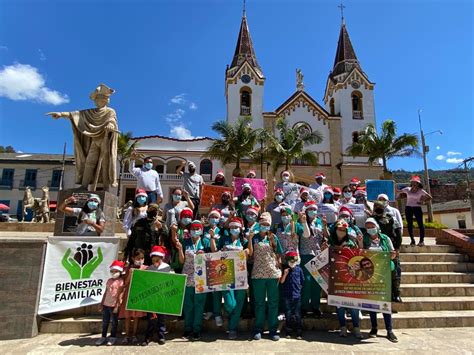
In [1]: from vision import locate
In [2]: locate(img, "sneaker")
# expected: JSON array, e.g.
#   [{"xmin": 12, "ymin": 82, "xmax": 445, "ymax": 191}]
[
  {"xmin": 158, "ymin": 338, "xmax": 166, "ymax": 345},
  {"xmin": 182, "ymin": 331, "xmax": 192, "ymax": 339},
  {"xmin": 418, "ymin": 241, "xmax": 425, "ymax": 247},
  {"xmin": 353, "ymin": 327, "xmax": 362, "ymax": 339},
  {"xmin": 277, "ymin": 313, "xmax": 286, "ymax": 321},
  {"xmin": 393, "ymin": 296, "xmax": 403, "ymax": 303},
  {"xmin": 192, "ymin": 332, "xmax": 201, "ymax": 341},
  {"xmin": 410, "ymin": 240, "xmax": 416, "ymax": 246},
  {"xmin": 95, "ymin": 337, "xmax": 107, "ymax": 346},
  {"xmin": 270, "ymin": 332, "xmax": 280, "ymax": 341},
  {"xmin": 387, "ymin": 331, "xmax": 398, "ymax": 343},
  {"xmin": 121, "ymin": 337, "xmax": 130, "ymax": 345},
  {"xmin": 203, "ymin": 312, "xmax": 213, "ymax": 320},
  {"xmin": 106, "ymin": 337, "xmax": 116, "ymax": 346},
  {"xmin": 253, "ymin": 332, "xmax": 262, "ymax": 340},
  {"xmin": 228, "ymin": 330, "xmax": 237, "ymax": 340},
  {"xmin": 296, "ymin": 334, "xmax": 303, "ymax": 340},
  {"xmin": 369, "ymin": 328, "xmax": 378, "ymax": 338},
  {"xmin": 215, "ymin": 315, "xmax": 224, "ymax": 327},
  {"xmin": 339, "ymin": 326, "xmax": 347, "ymax": 337},
  {"xmin": 141, "ymin": 338, "xmax": 150, "ymax": 346}
]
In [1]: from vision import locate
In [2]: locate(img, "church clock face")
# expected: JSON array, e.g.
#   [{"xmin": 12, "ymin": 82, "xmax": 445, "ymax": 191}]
[
  {"xmin": 351, "ymin": 80, "xmax": 360, "ymax": 89},
  {"xmin": 241, "ymin": 74, "xmax": 251, "ymax": 84}
]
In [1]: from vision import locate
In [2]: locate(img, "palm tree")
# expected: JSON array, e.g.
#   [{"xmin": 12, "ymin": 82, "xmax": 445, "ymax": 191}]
[
  {"xmin": 266, "ymin": 117, "xmax": 323, "ymax": 173},
  {"xmin": 205, "ymin": 116, "xmax": 259, "ymax": 177},
  {"xmin": 117, "ymin": 131, "xmax": 139, "ymax": 198},
  {"xmin": 346, "ymin": 119, "xmax": 420, "ymax": 173}
]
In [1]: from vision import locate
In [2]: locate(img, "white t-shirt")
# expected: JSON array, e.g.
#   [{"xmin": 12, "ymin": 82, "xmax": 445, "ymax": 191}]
[{"xmin": 71, "ymin": 208, "xmax": 105, "ymax": 236}]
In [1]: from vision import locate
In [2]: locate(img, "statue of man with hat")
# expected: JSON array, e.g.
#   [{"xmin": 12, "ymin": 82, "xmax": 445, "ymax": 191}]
[{"xmin": 46, "ymin": 83, "xmax": 119, "ymax": 191}]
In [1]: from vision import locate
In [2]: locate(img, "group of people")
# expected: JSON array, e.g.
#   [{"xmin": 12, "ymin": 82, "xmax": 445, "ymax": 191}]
[{"xmin": 58, "ymin": 158, "xmax": 432, "ymax": 346}]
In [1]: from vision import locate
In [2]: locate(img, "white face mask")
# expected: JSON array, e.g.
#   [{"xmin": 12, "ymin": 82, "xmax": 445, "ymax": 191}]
[
  {"xmin": 111, "ymin": 271, "xmax": 121, "ymax": 279},
  {"xmin": 288, "ymin": 261, "xmax": 297, "ymax": 269},
  {"xmin": 134, "ymin": 260, "xmax": 144, "ymax": 266},
  {"xmin": 367, "ymin": 228, "xmax": 378, "ymax": 236},
  {"xmin": 343, "ymin": 192, "xmax": 353, "ymax": 199},
  {"xmin": 282, "ymin": 176, "xmax": 290, "ymax": 182}
]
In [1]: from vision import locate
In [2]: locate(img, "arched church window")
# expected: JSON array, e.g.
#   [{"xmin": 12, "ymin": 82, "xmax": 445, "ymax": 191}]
[
  {"xmin": 200, "ymin": 159, "xmax": 213, "ymax": 178},
  {"xmin": 330, "ymin": 98, "xmax": 335, "ymax": 115},
  {"xmin": 240, "ymin": 87, "xmax": 252, "ymax": 116},
  {"xmin": 351, "ymin": 91, "xmax": 363, "ymax": 119}
]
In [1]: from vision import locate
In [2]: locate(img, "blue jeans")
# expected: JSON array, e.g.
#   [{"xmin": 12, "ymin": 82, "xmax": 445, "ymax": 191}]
[
  {"xmin": 369, "ymin": 312, "xmax": 393, "ymax": 331},
  {"xmin": 101, "ymin": 306, "xmax": 118, "ymax": 338},
  {"xmin": 336, "ymin": 307, "xmax": 360, "ymax": 328},
  {"xmin": 146, "ymin": 313, "xmax": 166, "ymax": 340},
  {"xmin": 284, "ymin": 298, "xmax": 302, "ymax": 334},
  {"xmin": 146, "ymin": 191, "xmax": 157, "ymax": 204}
]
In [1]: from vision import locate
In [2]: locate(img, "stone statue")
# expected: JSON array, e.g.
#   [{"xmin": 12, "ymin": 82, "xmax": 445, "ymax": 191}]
[
  {"xmin": 35, "ymin": 186, "xmax": 50, "ymax": 223},
  {"xmin": 22, "ymin": 186, "xmax": 36, "ymax": 222},
  {"xmin": 46, "ymin": 84, "xmax": 119, "ymax": 191},
  {"xmin": 296, "ymin": 68, "xmax": 304, "ymax": 91}
]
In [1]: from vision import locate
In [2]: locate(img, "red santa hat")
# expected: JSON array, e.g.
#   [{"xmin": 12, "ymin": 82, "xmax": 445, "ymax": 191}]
[
  {"xmin": 216, "ymin": 170, "xmax": 225, "ymax": 177},
  {"xmin": 338, "ymin": 205, "xmax": 354, "ymax": 217},
  {"xmin": 135, "ymin": 188, "xmax": 148, "ymax": 198},
  {"xmin": 281, "ymin": 170, "xmax": 291, "ymax": 177},
  {"xmin": 323, "ymin": 186, "xmax": 334, "ymax": 194},
  {"xmin": 150, "ymin": 245, "xmax": 167, "ymax": 257},
  {"xmin": 315, "ymin": 172, "xmax": 326, "ymax": 179},
  {"xmin": 190, "ymin": 220, "xmax": 203, "ymax": 230},
  {"xmin": 333, "ymin": 187, "xmax": 342, "ymax": 195},
  {"xmin": 179, "ymin": 208, "xmax": 193, "ymax": 220},
  {"xmin": 246, "ymin": 206, "xmax": 259, "ymax": 216},
  {"xmin": 221, "ymin": 190, "xmax": 232, "ymax": 198},
  {"xmin": 229, "ymin": 217, "xmax": 243, "ymax": 228},
  {"xmin": 248, "ymin": 170, "xmax": 256, "ymax": 176},
  {"xmin": 285, "ymin": 251, "xmax": 299, "ymax": 258},
  {"xmin": 110, "ymin": 260, "xmax": 125, "ymax": 272},
  {"xmin": 303, "ymin": 200, "xmax": 318, "ymax": 211},
  {"xmin": 208, "ymin": 209, "xmax": 221, "ymax": 218},
  {"xmin": 299, "ymin": 187, "xmax": 309, "ymax": 197},
  {"xmin": 242, "ymin": 182, "xmax": 252, "ymax": 190},
  {"xmin": 354, "ymin": 187, "xmax": 367, "ymax": 197},
  {"xmin": 350, "ymin": 177, "xmax": 361, "ymax": 185}
]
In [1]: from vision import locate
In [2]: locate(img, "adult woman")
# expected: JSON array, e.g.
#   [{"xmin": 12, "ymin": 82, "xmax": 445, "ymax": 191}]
[
  {"xmin": 122, "ymin": 189, "xmax": 148, "ymax": 236},
  {"xmin": 212, "ymin": 170, "xmax": 227, "ymax": 186},
  {"xmin": 235, "ymin": 183, "xmax": 260, "ymax": 218},
  {"xmin": 399, "ymin": 176, "xmax": 432, "ymax": 246},
  {"xmin": 320, "ymin": 186, "xmax": 338, "ymax": 224},
  {"xmin": 162, "ymin": 187, "xmax": 194, "ymax": 229},
  {"xmin": 169, "ymin": 208, "xmax": 194, "ymax": 273},
  {"xmin": 340, "ymin": 185, "xmax": 356, "ymax": 205},
  {"xmin": 266, "ymin": 188, "xmax": 285, "ymax": 229},
  {"xmin": 363, "ymin": 218, "xmax": 398, "ymax": 342},
  {"xmin": 248, "ymin": 212, "xmax": 283, "ymax": 341},
  {"xmin": 59, "ymin": 194, "xmax": 105, "ymax": 236}
]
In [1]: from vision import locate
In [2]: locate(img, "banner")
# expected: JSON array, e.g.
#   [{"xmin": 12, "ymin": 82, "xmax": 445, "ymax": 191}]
[
  {"xmin": 366, "ymin": 180, "xmax": 395, "ymax": 201},
  {"xmin": 328, "ymin": 248, "xmax": 392, "ymax": 314},
  {"xmin": 126, "ymin": 270, "xmax": 186, "ymax": 316},
  {"xmin": 280, "ymin": 182, "xmax": 322, "ymax": 208},
  {"xmin": 344, "ymin": 203, "xmax": 367, "ymax": 228},
  {"xmin": 194, "ymin": 250, "xmax": 248, "ymax": 293},
  {"xmin": 233, "ymin": 177, "xmax": 267, "ymax": 200},
  {"xmin": 200, "ymin": 185, "xmax": 234, "ymax": 208},
  {"xmin": 304, "ymin": 248, "xmax": 330, "ymax": 293},
  {"xmin": 38, "ymin": 236, "xmax": 120, "ymax": 315},
  {"xmin": 317, "ymin": 203, "xmax": 338, "ymax": 224}
]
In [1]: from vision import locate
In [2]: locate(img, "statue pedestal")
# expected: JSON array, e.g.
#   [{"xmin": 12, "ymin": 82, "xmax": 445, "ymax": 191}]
[{"xmin": 54, "ymin": 189, "xmax": 117, "ymax": 236}]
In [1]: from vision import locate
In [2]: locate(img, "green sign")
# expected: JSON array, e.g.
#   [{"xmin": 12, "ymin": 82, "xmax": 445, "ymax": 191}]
[{"xmin": 126, "ymin": 270, "xmax": 187, "ymax": 316}]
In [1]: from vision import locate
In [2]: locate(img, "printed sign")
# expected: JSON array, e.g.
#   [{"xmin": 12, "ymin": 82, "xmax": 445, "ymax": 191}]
[
  {"xmin": 366, "ymin": 180, "xmax": 395, "ymax": 201},
  {"xmin": 200, "ymin": 185, "xmax": 234, "ymax": 208},
  {"xmin": 126, "ymin": 270, "xmax": 186, "ymax": 316},
  {"xmin": 233, "ymin": 178, "xmax": 267, "ymax": 200},
  {"xmin": 280, "ymin": 183, "xmax": 322, "ymax": 208},
  {"xmin": 194, "ymin": 250, "xmax": 248, "ymax": 293},
  {"xmin": 328, "ymin": 247, "xmax": 392, "ymax": 314},
  {"xmin": 304, "ymin": 247, "xmax": 330, "ymax": 293},
  {"xmin": 38, "ymin": 236, "xmax": 120, "ymax": 315},
  {"xmin": 317, "ymin": 203, "xmax": 338, "ymax": 224},
  {"xmin": 344, "ymin": 203, "xmax": 367, "ymax": 228}
]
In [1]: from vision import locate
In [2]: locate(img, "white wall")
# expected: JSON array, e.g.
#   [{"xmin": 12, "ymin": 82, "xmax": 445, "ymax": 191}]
[{"xmin": 437, "ymin": 211, "xmax": 473, "ymax": 229}]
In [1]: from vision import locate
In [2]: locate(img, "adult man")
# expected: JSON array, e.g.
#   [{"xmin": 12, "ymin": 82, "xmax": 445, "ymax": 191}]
[
  {"xmin": 309, "ymin": 172, "xmax": 328, "ymax": 192},
  {"xmin": 377, "ymin": 194, "xmax": 403, "ymax": 235},
  {"xmin": 178, "ymin": 161, "xmax": 204, "ymax": 219},
  {"xmin": 349, "ymin": 177, "xmax": 361, "ymax": 193},
  {"xmin": 129, "ymin": 153, "xmax": 163, "ymax": 204}
]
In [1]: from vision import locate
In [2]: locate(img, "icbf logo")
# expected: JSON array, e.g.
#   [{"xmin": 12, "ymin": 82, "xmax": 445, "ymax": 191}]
[{"xmin": 61, "ymin": 243, "xmax": 104, "ymax": 280}]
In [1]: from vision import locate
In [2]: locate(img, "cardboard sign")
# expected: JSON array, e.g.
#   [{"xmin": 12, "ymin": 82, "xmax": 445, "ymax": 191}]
[
  {"xmin": 366, "ymin": 180, "xmax": 395, "ymax": 201},
  {"xmin": 304, "ymin": 248, "xmax": 330, "ymax": 294},
  {"xmin": 280, "ymin": 182, "xmax": 322, "ymax": 208},
  {"xmin": 200, "ymin": 185, "xmax": 234, "ymax": 208},
  {"xmin": 317, "ymin": 203, "xmax": 338, "ymax": 224},
  {"xmin": 233, "ymin": 178, "xmax": 267, "ymax": 200}
]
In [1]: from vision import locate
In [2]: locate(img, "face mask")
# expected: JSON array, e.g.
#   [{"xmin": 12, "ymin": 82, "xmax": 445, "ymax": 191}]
[
  {"xmin": 230, "ymin": 228, "xmax": 240, "ymax": 236},
  {"xmin": 374, "ymin": 209, "xmax": 384, "ymax": 215},
  {"xmin": 288, "ymin": 261, "xmax": 297, "ymax": 269},
  {"xmin": 145, "ymin": 162, "xmax": 153, "ymax": 170},
  {"xmin": 172, "ymin": 194, "xmax": 182, "ymax": 202},
  {"xmin": 110, "ymin": 271, "xmax": 120, "ymax": 279},
  {"xmin": 220, "ymin": 216, "xmax": 228, "ymax": 224},
  {"xmin": 260, "ymin": 225, "xmax": 270, "ymax": 233},
  {"xmin": 367, "ymin": 228, "xmax": 378, "ymax": 236},
  {"xmin": 134, "ymin": 260, "xmax": 144, "ymax": 266},
  {"xmin": 191, "ymin": 229, "xmax": 202, "ymax": 238},
  {"xmin": 336, "ymin": 230, "xmax": 346, "ymax": 239},
  {"xmin": 340, "ymin": 216, "xmax": 351, "ymax": 224},
  {"xmin": 147, "ymin": 210, "xmax": 157, "ymax": 219},
  {"xmin": 209, "ymin": 217, "xmax": 219, "ymax": 225},
  {"xmin": 137, "ymin": 196, "xmax": 147, "ymax": 205},
  {"xmin": 281, "ymin": 215, "xmax": 291, "ymax": 224},
  {"xmin": 282, "ymin": 176, "xmax": 290, "ymax": 182},
  {"xmin": 246, "ymin": 214, "xmax": 256, "ymax": 222},
  {"xmin": 324, "ymin": 193, "xmax": 332, "ymax": 200},
  {"xmin": 307, "ymin": 210, "xmax": 317, "ymax": 218},
  {"xmin": 343, "ymin": 192, "xmax": 353, "ymax": 199},
  {"xmin": 87, "ymin": 201, "xmax": 98, "ymax": 210},
  {"xmin": 181, "ymin": 217, "xmax": 192, "ymax": 225},
  {"xmin": 275, "ymin": 195, "xmax": 284, "ymax": 202}
]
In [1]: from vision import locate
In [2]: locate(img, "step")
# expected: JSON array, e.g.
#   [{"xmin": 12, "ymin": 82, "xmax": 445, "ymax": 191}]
[
  {"xmin": 400, "ymin": 253, "xmax": 467, "ymax": 262},
  {"xmin": 392, "ymin": 297, "xmax": 474, "ymax": 312},
  {"xmin": 402, "ymin": 272, "xmax": 474, "ymax": 284},
  {"xmin": 401, "ymin": 262, "xmax": 474, "ymax": 273},
  {"xmin": 40, "ymin": 310, "xmax": 474, "ymax": 334},
  {"xmin": 400, "ymin": 283, "xmax": 474, "ymax": 297},
  {"xmin": 400, "ymin": 244, "xmax": 457, "ymax": 253}
]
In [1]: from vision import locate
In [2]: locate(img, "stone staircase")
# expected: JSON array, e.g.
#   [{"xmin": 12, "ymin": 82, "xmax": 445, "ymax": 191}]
[{"xmin": 40, "ymin": 237, "xmax": 474, "ymax": 333}]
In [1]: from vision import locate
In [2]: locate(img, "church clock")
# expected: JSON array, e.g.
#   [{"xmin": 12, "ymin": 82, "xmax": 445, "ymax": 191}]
[{"xmin": 241, "ymin": 74, "xmax": 251, "ymax": 84}]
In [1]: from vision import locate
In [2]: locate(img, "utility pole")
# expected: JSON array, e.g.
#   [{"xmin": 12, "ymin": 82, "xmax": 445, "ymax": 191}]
[
  {"xmin": 59, "ymin": 142, "xmax": 66, "ymax": 191},
  {"xmin": 418, "ymin": 109, "xmax": 434, "ymax": 222}
]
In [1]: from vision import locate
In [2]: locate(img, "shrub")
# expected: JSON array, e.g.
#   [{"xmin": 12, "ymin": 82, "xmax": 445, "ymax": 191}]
[{"xmin": 402, "ymin": 219, "xmax": 448, "ymax": 229}]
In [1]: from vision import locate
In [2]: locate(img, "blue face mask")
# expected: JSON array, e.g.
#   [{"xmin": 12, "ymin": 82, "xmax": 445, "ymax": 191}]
[
  {"xmin": 136, "ymin": 196, "xmax": 147, "ymax": 205},
  {"xmin": 260, "ymin": 225, "xmax": 270, "ymax": 233},
  {"xmin": 87, "ymin": 201, "xmax": 98, "ymax": 210},
  {"xmin": 275, "ymin": 195, "xmax": 284, "ymax": 202},
  {"xmin": 145, "ymin": 162, "xmax": 153, "ymax": 170},
  {"xmin": 172, "ymin": 194, "xmax": 182, "ymax": 202},
  {"xmin": 324, "ymin": 193, "xmax": 332, "ymax": 200},
  {"xmin": 246, "ymin": 214, "xmax": 256, "ymax": 222},
  {"xmin": 307, "ymin": 210, "xmax": 317, "ymax": 218},
  {"xmin": 181, "ymin": 217, "xmax": 192, "ymax": 226},
  {"xmin": 191, "ymin": 229, "xmax": 202, "ymax": 238},
  {"xmin": 281, "ymin": 215, "xmax": 291, "ymax": 224},
  {"xmin": 209, "ymin": 217, "xmax": 219, "ymax": 225},
  {"xmin": 230, "ymin": 228, "xmax": 240, "ymax": 236}
]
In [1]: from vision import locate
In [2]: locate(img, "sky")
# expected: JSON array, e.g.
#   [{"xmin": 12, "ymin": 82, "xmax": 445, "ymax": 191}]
[{"xmin": 0, "ymin": 0, "xmax": 472, "ymax": 171}]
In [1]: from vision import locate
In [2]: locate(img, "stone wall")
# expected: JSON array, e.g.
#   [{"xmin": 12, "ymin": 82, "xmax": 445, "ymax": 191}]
[
  {"xmin": 436, "ymin": 229, "xmax": 474, "ymax": 261},
  {"xmin": 431, "ymin": 184, "xmax": 469, "ymax": 203}
]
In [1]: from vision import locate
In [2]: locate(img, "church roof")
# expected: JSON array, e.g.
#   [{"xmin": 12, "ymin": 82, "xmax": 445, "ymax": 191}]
[
  {"xmin": 229, "ymin": 14, "xmax": 262, "ymax": 73},
  {"xmin": 275, "ymin": 90, "xmax": 332, "ymax": 118},
  {"xmin": 331, "ymin": 24, "xmax": 362, "ymax": 78}
]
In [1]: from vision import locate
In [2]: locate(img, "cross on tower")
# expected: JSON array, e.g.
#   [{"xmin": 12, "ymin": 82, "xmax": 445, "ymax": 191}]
[
  {"xmin": 338, "ymin": 3, "xmax": 346, "ymax": 25},
  {"xmin": 243, "ymin": 0, "xmax": 246, "ymax": 17}
]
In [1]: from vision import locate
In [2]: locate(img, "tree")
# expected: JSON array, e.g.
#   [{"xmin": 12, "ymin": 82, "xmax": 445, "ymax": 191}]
[
  {"xmin": 0, "ymin": 145, "xmax": 16, "ymax": 153},
  {"xmin": 117, "ymin": 131, "xmax": 139, "ymax": 197},
  {"xmin": 265, "ymin": 117, "xmax": 323, "ymax": 173},
  {"xmin": 346, "ymin": 119, "xmax": 420, "ymax": 173},
  {"xmin": 205, "ymin": 116, "xmax": 259, "ymax": 177}
]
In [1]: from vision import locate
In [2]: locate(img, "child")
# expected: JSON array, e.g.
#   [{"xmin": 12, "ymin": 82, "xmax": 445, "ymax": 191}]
[
  {"xmin": 280, "ymin": 251, "xmax": 305, "ymax": 339},
  {"xmin": 118, "ymin": 249, "xmax": 147, "ymax": 345},
  {"xmin": 143, "ymin": 245, "xmax": 171, "ymax": 346},
  {"xmin": 96, "ymin": 260, "xmax": 125, "ymax": 346}
]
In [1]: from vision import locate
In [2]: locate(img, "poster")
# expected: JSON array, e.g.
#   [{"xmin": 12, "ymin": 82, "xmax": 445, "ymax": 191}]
[
  {"xmin": 126, "ymin": 270, "xmax": 186, "ymax": 316},
  {"xmin": 38, "ymin": 236, "xmax": 120, "ymax": 315},
  {"xmin": 200, "ymin": 185, "xmax": 234, "ymax": 208},
  {"xmin": 194, "ymin": 250, "xmax": 248, "ymax": 293},
  {"xmin": 366, "ymin": 180, "xmax": 395, "ymax": 201},
  {"xmin": 317, "ymin": 203, "xmax": 338, "ymax": 224},
  {"xmin": 344, "ymin": 203, "xmax": 367, "ymax": 228},
  {"xmin": 233, "ymin": 177, "xmax": 267, "ymax": 200},
  {"xmin": 304, "ymin": 248, "xmax": 330, "ymax": 293},
  {"xmin": 281, "ymin": 182, "xmax": 322, "ymax": 208},
  {"xmin": 328, "ymin": 248, "xmax": 392, "ymax": 314}
]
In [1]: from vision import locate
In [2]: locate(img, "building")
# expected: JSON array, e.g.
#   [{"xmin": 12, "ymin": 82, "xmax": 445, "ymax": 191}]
[
  {"xmin": 0, "ymin": 153, "xmax": 75, "ymax": 219},
  {"xmin": 422, "ymin": 200, "xmax": 473, "ymax": 229}
]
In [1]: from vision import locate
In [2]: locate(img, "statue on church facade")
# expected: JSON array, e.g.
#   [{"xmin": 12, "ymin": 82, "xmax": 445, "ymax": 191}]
[
  {"xmin": 296, "ymin": 68, "xmax": 305, "ymax": 91},
  {"xmin": 46, "ymin": 84, "xmax": 119, "ymax": 191}
]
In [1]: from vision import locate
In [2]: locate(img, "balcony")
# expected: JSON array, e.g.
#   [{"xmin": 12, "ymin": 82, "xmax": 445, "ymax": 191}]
[
  {"xmin": 353, "ymin": 110, "xmax": 363, "ymax": 119},
  {"xmin": 120, "ymin": 173, "xmax": 212, "ymax": 182},
  {"xmin": 0, "ymin": 179, "xmax": 13, "ymax": 190},
  {"xmin": 240, "ymin": 106, "xmax": 251, "ymax": 116}
]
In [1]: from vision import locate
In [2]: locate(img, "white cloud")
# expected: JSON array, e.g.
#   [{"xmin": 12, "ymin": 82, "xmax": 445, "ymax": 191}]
[
  {"xmin": 0, "ymin": 45, "xmax": 7, "ymax": 51},
  {"xmin": 0, "ymin": 63, "xmax": 69, "ymax": 105},
  {"xmin": 446, "ymin": 157, "xmax": 463, "ymax": 164},
  {"xmin": 436, "ymin": 146, "xmax": 440, "ymax": 150},
  {"xmin": 170, "ymin": 124, "xmax": 194, "ymax": 139},
  {"xmin": 189, "ymin": 102, "xmax": 198, "ymax": 110},
  {"xmin": 435, "ymin": 155, "xmax": 445, "ymax": 161},
  {"xmin": 447, "ymin": 151, "xmax": 461, "ymax": 156},
  {"xmin": 165, "ymin": 108, "xmax": 186, "ymax": 123},
  {"xmin": 38, "ymin": 49, "xmax": 46, "ymax": 61},
  {"xmin": 170, "ymin": 93, "xmax": 187, "ymax": 105}
]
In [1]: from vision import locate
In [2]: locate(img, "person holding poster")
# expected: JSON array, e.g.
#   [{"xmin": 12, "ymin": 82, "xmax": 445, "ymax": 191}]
[
  {"xmin": 335, "ymin": 206, "xmax": 364, "ymax": 242},
  {"xmin": 274, "ymin": 170, "xmax": 293, "ymax": 190},
  {"xmin": 163, "ymin": 187, "xmax": 194, "ymax": 230},
  {"xmin": 122, "ymin": 189, "xmax": 149, "ymax": 236},
  {"xmin": 363, "ymin": 218, "xmax": 399, "ymax": 343},
  {"xmin": 248, "ymin": 212, "xmax": 283, "ymax": 341},
  {"xmin": 59, "ymin": 194, "xmax": 105, "ymax": 236},
  {"xmin": 294, "ymin": 188, "xmax": 310, "ymax": 213},
  {"xmin": 266, "ymin": 188, "xmax": 284, "ymax": 229},
  {"xmin": 211, "ymin": 191, "xmax": 234, "ymax": 223},
  {"xmin": 299, "ymin": 200, "xmax": 325, "ymax": 317},
  {"xmin": 177, "ymin": 220, "xmax": 211, "ymax": 341},
  {"xmin": 235, "ymin": 183, "xmax": 260, "ymax": 218}
]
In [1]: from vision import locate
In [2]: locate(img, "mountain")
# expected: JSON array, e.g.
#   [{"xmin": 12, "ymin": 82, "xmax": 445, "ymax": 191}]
[{"xmin": 392, "ymin": 168, "xmax": 474, "ymax": 185}]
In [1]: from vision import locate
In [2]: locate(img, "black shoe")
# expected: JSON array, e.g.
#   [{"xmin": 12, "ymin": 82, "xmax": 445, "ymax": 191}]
[
  {"xmin": 369, "ymin": 328, "xmax": 378, "ymax": 338},
  {"xmin": 158, "ymin": 338, "xmax": 166, "ymax": 345},
  {"xmin": 313, "ymin": 309, "xmax": 323, "ymax": 318},
  {"xmin": 418, "ymin": 241, "xmax": 425, "ymax": 247},
  {"xmin": 182, "ymin": 331, "xmax": 192, "ymax": 339},
  {"xmin": 387, "ymin": 331, "xmax": 398, "ymax": 343},
  {"xmin": 192, "ymin": 332, "xmax": 201, "ymax": 341},
  {"xmin": 141, "ymin": 338, "xmax": 150, "ymax": 346},
  {"xmin": 410, "ymin": 240, "xmax": 416, "ymax": 246},
  {"xmin": 393, "ymin": 296, "xmax": 403, "ymax": 303}
]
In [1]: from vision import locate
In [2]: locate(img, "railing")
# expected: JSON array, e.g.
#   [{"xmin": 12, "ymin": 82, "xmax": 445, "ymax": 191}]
[
  {"xmin": 240, "ymin": 106, "xmax": 251, "ymax": 115},
  {"xmin": 353, "ymin": 110, "xmax": 363, "ymax": 119},
  {"xmin": 0, "ymin": 179, "xmax": 13, "ymax": 189},
  {"xmin": 120, "ymin": 173, "xmax": 213, "ymax": 182}
]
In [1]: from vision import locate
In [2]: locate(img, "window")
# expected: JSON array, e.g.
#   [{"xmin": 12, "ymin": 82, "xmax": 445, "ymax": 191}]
[
  {"xmin": 155, "ymin": 164, "xmax": 164, "ymax": 174},
  {"xmin": 50, "ymin": 170, "xmax": 62, "ymax": 189},
  {"xmin": 24, "ymin": 169, "xmax": 37, "ymax": 189},
  {"xmin": 1, "ymin": 168, "xmax": 14, "ymax": 188},
  {"xmin": 457, "ymin": 219, "xmax": 466, "ymax": 229},
  {"xmin": 330, "ymin": 98, "xmax": 335, "ymax": 115},
  {"xmin": 240, "ymin": 87, "xmax": 252, "ymax": 115},
  {"xmin": 352, "ymin": 131, "xmax": 360, "ymax": 143},
  {"xmin": 200, "ymin": 159, "xmax": 213, "ymax": 177},
  {"xmin": 351, "ymin": 91, "xmax": 363, "ymax": 119}
]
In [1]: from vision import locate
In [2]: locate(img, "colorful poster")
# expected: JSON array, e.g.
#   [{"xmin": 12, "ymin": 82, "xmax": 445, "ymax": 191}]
[
  {"xmin": 328, "ymin": 248, "xmax": 392, "ymax": 314},
  {"xmin": 38, "ymin": 236, "xmax": 120, "ymax": 315},
  {"xmin": 233, "ymin": 177, "xmax": 267, "ymax": 200},
  {"xmin": 200, "ymin": 185, "xmax": 234, "ymax": 208},
  {"xmin": 194, "ymin": 250, "xmax": 248, "ymax": 293},
  {"xmin": 126, "ymin": 270, "xmax": 186, "ymax": 316},
  {"xmin": 281, "ymin": 182, "xmax": 322, "ymax": 208},
  {"xmin": 317, "ymin": 203, "xmax": 338, "ymax": 224},
  {"xmin": 366, "ymin": 180, "xmax": 396, "ymax": 201},
  {"xmin": 304, "ymin": 247, "xmax": 330, "ymax": 293}
]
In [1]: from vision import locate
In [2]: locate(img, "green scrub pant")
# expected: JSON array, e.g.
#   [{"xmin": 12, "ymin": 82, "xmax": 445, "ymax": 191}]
[
  {"xmin": 252, "ymin": 278, "xmax": 279, "ymax": 333},
  {"xmin": 301, "ymin": 254, "xmax": 322, "ymax": 312},
  {"xmin": 184, "ymin": 286, "xmax": 207, "ymax": 333},
  {"xmin": 223, "ymin": 289, "xmax": 246, "ymax": 331},
  {"xmin": 205, "ymin": 291, "xmax": 222, "ymax": 317}
]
